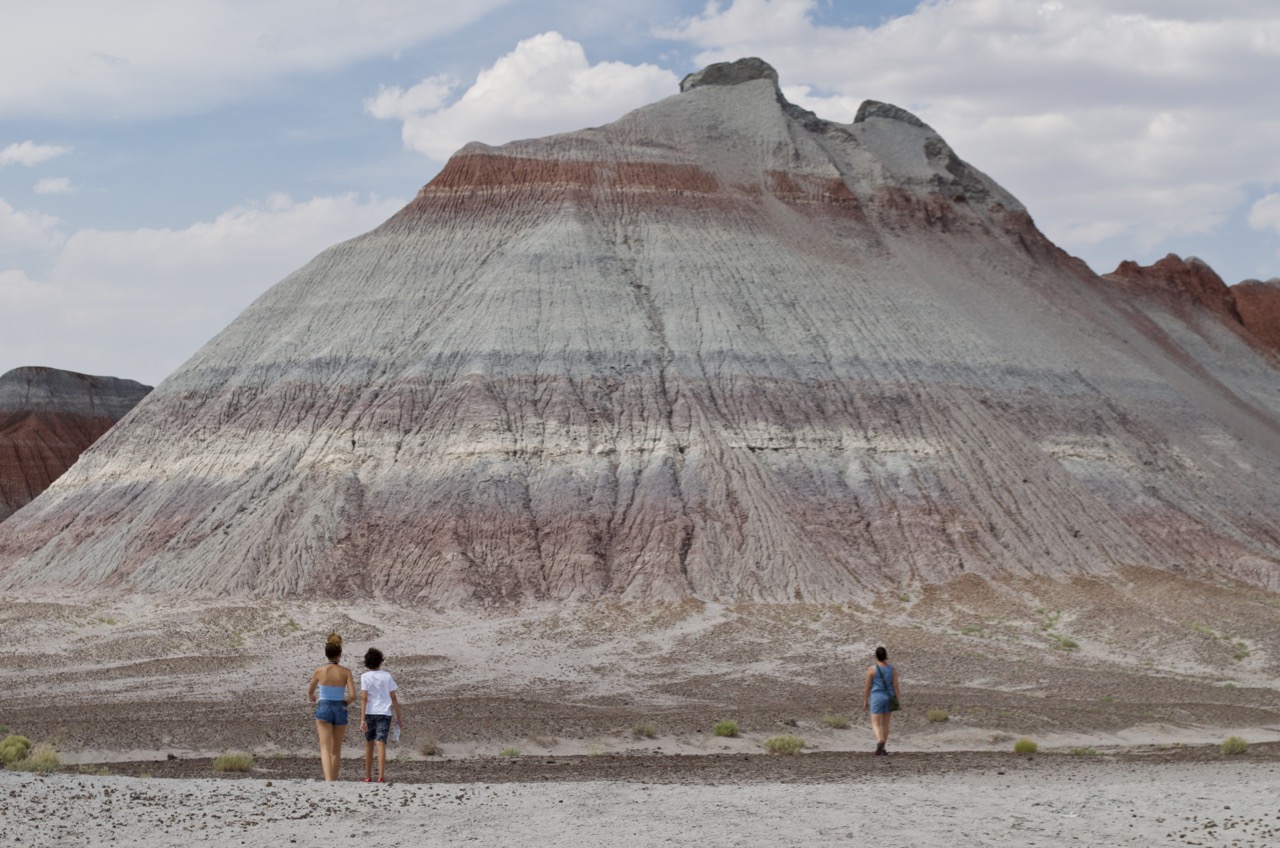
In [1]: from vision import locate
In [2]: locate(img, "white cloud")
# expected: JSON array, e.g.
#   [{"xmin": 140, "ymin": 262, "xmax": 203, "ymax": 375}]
[
  {"xmin": 662, "ymin": 0, "xmax": 1280, "ymax": 263},
  {"xmin": 370, "ymin": 31, "xmax": 680, "ymax": 160},
  {"xmin": 33, "ymin": 177, "xmax": 73, "ymax": 195},
  {"xmin": 0, "ymin": 0, "xmax": 511, "ymax": 119},
  {"xmin": 0, "ymin": 141, "xmax": 71, "ymax": 167},
  {"xmin": 0, "ymin": 192, "xmax": 406, "ymax": 384},
  {"xmin": 0, "ymin": 197, "xmax": 63, "ymax": 251},
  {"xmin": 1249, "ymin": 194, "xmax": 1280, "ymax": 236},
  {"xmin": 366, "ymin": 76, "xmax": 457, "ymax": 121}
]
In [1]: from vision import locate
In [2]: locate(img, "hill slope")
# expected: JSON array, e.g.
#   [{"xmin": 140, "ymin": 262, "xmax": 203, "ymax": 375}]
[{"xmin": 1, "ymin": 59, "xmax": 1277, "ymax": 601}]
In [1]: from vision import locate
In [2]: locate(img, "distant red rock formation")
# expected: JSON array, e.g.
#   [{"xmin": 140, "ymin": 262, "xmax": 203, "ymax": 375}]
[
  {"xmin": 1104, "ymin": 254, "xmax": 1242, "ymax": 323},
  {"xmin": 0, "ymin": 367, "xmax": 150, "ymax": 521},
  {"xmin": 1105, "ymin": 256, "xmax": 1280, "ymax": 355},
  {"xmin": 1231, "ymin": 279, "xmax": 1280, "ymax": 353}
]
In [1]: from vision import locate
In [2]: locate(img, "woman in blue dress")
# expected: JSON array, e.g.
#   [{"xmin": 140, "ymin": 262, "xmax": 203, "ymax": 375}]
[
  {"xmin": 308, "ymin": 632, "xmax": 357, "ymax": 780},
  {"xmin": 863, "ymin": 646, "xmax": 900, "ymax": 755}
]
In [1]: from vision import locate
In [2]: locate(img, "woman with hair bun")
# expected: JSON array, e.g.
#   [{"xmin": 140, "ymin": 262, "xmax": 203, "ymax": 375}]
[
  {"xmin": 863, "ymin": 646, "xmax": 900, "ymax": 756},
  {"xmin": 308, "ymin": 632, "xmax": 357, "ymax": 781}
]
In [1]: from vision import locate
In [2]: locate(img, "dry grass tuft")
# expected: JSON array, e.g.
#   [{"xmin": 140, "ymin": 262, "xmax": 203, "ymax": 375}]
[
  {"xmin": 926, "ymin": 709, "xmax": 949, "ymax": 723},
  {"xmin": 633, "ymin": 721, "xmax": 658, "ymax": 739},
  {"xmin": 0, "ymin": 735, "xmax": 32, "ymax": 765},
  {"xmin": 1221, "ymin": 736, "xmax": 1248, "ymax": 755},
  {"xmin": 713, "ymin": 719, "xmax": 739, "ymax": 738},
  {"xmin": 821, "ymin": 712, "xmax": 850, "ymax": 729},
  {"xmin": 12, "ymin": 742, "xmax": 60, "ymax": 773},
  {"xmin": 764, "ymin": 735, "xmax": 805, "ymax": 755},
  {"xmin": 212, "ymin": 752, "xmax": 254, "ymax": 773},
  {"xmin": 1013, "ymin": 737, "xmax": 1038, "ymax": 754}
]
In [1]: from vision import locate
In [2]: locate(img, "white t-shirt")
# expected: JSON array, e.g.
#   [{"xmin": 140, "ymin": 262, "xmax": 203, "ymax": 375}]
[{"xmin": 360, "ymin": 669, "xmax": 398, "ymax": 716}]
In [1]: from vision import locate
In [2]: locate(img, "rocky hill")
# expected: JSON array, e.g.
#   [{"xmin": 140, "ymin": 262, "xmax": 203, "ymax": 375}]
[
  {"xmin": 0, "ymin": 58, "xmax": 1277, "ymax": 602},
  {"xmin": 0, "ymin": 367, "xmax": 151, "ymax": 522}
]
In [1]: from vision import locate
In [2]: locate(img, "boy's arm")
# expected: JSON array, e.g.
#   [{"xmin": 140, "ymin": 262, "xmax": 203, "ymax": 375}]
[{"xmin": 390, "ymin": 690, "xmax": 403, "ymax": 725}]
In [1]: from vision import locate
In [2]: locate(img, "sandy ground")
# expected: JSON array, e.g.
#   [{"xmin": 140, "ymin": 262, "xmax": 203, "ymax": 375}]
[
  {"xmin": 2, "ymin": 568, "xmax": 1279, "ymax": 844},
  {"xmin": 4, "ymin": 753, "xmax": 1280, "ymax": 846}
]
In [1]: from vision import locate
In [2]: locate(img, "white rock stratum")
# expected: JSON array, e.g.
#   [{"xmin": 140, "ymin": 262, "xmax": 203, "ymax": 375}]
[{"xmin": 1, "ymin": 59, "xmax": 1278, "ymax": 602}]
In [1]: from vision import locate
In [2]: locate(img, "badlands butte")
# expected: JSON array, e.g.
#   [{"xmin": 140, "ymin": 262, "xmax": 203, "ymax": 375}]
[{"xmin": 0, "ymin": 59, "xmax": 1279, "ymax": 764}]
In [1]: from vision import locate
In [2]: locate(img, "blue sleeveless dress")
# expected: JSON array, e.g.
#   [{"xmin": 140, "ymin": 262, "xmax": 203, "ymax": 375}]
[{"xmin": 869, "ymin": 663, "xmax": 895, "ymax": 715}]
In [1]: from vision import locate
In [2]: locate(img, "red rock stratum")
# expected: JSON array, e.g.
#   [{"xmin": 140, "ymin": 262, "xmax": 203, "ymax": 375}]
[
  {"xmin": 0, "ymin": 366, "xmax": 150, "ymax": 522},
  {"xmin": 1, "ymin": 59, "xmax": 1277, "ymax": 601}
]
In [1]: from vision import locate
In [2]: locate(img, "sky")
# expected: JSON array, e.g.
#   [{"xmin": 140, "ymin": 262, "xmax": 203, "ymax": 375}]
[{"xmin": 2, "ymin": 0, "xmax": 1279, "ymax": 386}]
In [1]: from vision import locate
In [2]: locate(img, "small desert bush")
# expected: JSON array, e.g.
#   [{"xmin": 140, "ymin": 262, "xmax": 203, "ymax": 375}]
[
  {"xmin": 1221, "ymin": 736, "xmax": 1248, "ymax": 755},
  {"xmin": 1232, "ymin": 642, "xmax": 1250, "ymax": 661},
  {"xmin": 0, "ymin": 734, "xmax": 32, "ymax": 765},
  {"xmin": 926, "ymin": 709, "xmax": 949, "ymax": 723},
  {"xmin": 11, "ymin": 742, "xmax": 60, "ymax": 773},
  {"xmin": 764, "ymin": 735, "xmax": 805, "ymax": 755},
  {"xmin": 821, "ymin": 712, "xmax": 850, "ymax": 729},
  {"xmin": 213, "ymin": 752, "xmax": 254, "ymax": 773},
  {"xmin": 713, "ymin": 719, "xmax": 739, "ymax": 738},
  {"xmin": 1013, "ymin": 737, "xmax": 1038, "ymax": 754},
  {"xmin": 633, "ymin": 721, "xmax": 658, "ymax": 739},
  {"xmin": 419, "ymin": 737, "xmax": 442, "ymax": 756},
  {"xmin": 1067, "ymin": 747, "xmax": 1098, "ymax": 756},
  {"xmin": 1049, "ymin": 633, "xmax": 1078, "ymax": 651},
  {"xmin": 498, "ymin": 747, "xmax": 521, "ymax": 758}
]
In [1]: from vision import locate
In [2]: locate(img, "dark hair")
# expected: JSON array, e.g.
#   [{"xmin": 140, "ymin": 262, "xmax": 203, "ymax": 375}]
[
  {"xmin": 363, "ymin": 647, "xmax": 384, "ymax": 670},
  {"xmin": 875, "ymin": 646, "xmax": 888, "ymax": 662},
  {"xmin": 324, "ymin": 632, "xmax": 343, "ymax": 660}
]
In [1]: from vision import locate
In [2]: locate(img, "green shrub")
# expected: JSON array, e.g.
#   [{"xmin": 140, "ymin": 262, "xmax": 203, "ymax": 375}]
[
  {"xmin": 1013, "ymin": 737, "xmax": 1038, "ymax": 754},
  {"xmin": 1232, "ymin": 643, "xmax": 1250, "ymax": 661},
  {"xmin": 764, "ymin": 735, "xmax": 805, "ymax": 755},
  {"xmin": 212, "ymin": 752, "xmax": 254, "ymax": 773},
  {"xmin": 1221, "ymin": 736, "xmax": 1248, "ymax": 755},
  {"xmin": 821, "ymin": 712, "xmax": 850, "ymax": 729},
  {"xmin": 498, "ymin": 747, "xmax": 521, "ymax": 758},
  {"xmin": 633, "ymin": 721, "xmax": 658, "ymax": 739},
  {"xmin": 713, "ymin": 720, "xmax": 739, "ymax": 738},
  {"xmin": 11, "ymin": 742, "xmax": 59, "ymax": 773},
  {"xmin": 926, "ymin": 709, "xmax": 949, "ymax": 723},
  {"xmin": 0, "ymin": 735, "xmax": 32, "ymax": 765}
]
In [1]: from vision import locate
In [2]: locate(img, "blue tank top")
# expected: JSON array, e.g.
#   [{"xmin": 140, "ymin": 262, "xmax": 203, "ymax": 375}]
[
  {"xmin": 871, "ymin": 664, "xmax": 895, "ymax": 696},
  {"xmin": 317, "ymin": 684, "xmax": 346, "ymax": 701}
]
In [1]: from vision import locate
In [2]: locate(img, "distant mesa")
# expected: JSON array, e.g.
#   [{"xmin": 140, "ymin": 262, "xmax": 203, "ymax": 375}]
[
  {"xmin": 0, "ymin": 367, "xmax": 151, "ymax": 523},
  {"xmin": 1, "ymin": 59, "xmax": 1278, "ymax": 602}
]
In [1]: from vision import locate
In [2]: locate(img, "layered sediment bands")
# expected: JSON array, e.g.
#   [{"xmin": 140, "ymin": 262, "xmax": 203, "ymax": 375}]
[
  {"xmin": 1, "ymin": 60, "xmax": 1279, "ymax": 601},
  {"xmin": 0, "ymin": 367, "xmax": 151, "ymax": 522}
]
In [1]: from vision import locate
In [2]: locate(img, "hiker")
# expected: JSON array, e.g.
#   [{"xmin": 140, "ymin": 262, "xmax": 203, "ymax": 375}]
[
  {"xmin": 360, "ymin": 647, "xmax": 404, "ymax": 783},
  {"xmin": 308, "ymin": 632, "xmax": 357, "ymax": 781},
  {"xmin": 863, "ymin": 646, "xmax": 900, "ymax": 755}
]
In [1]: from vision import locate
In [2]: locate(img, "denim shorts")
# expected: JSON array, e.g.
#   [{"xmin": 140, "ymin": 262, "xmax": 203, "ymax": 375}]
[
  {"xmin": 315, "ymin": 700, "xmax": 349, "ymax": 726},
  {"xmin": 364, "ymin": 714, "xmax": 392, "ymax": 742}
]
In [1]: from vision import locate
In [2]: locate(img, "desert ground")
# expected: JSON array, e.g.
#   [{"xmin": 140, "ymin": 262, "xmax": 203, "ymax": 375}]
[{"xmin": 2, "ymin": 567, "xmax": 1279, "ymax": 845}]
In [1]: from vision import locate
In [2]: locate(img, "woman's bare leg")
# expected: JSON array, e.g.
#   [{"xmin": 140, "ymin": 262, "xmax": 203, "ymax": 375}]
[
  {"xmin": 330, "ymin": 725, "xmax": 346, "ymax": 780},
  {"xmin": 880, "ymin": 713, "xmax": 891, "ymax": 745},
  {"xmin": 316, "ymin": 721, "xmax": 335, "ymax": 781}
]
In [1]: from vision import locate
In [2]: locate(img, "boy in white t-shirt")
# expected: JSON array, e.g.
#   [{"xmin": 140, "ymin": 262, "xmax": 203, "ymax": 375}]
[{"xmin": 359, "ymin": 647, "xmax": 404, "ymax": 783}]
